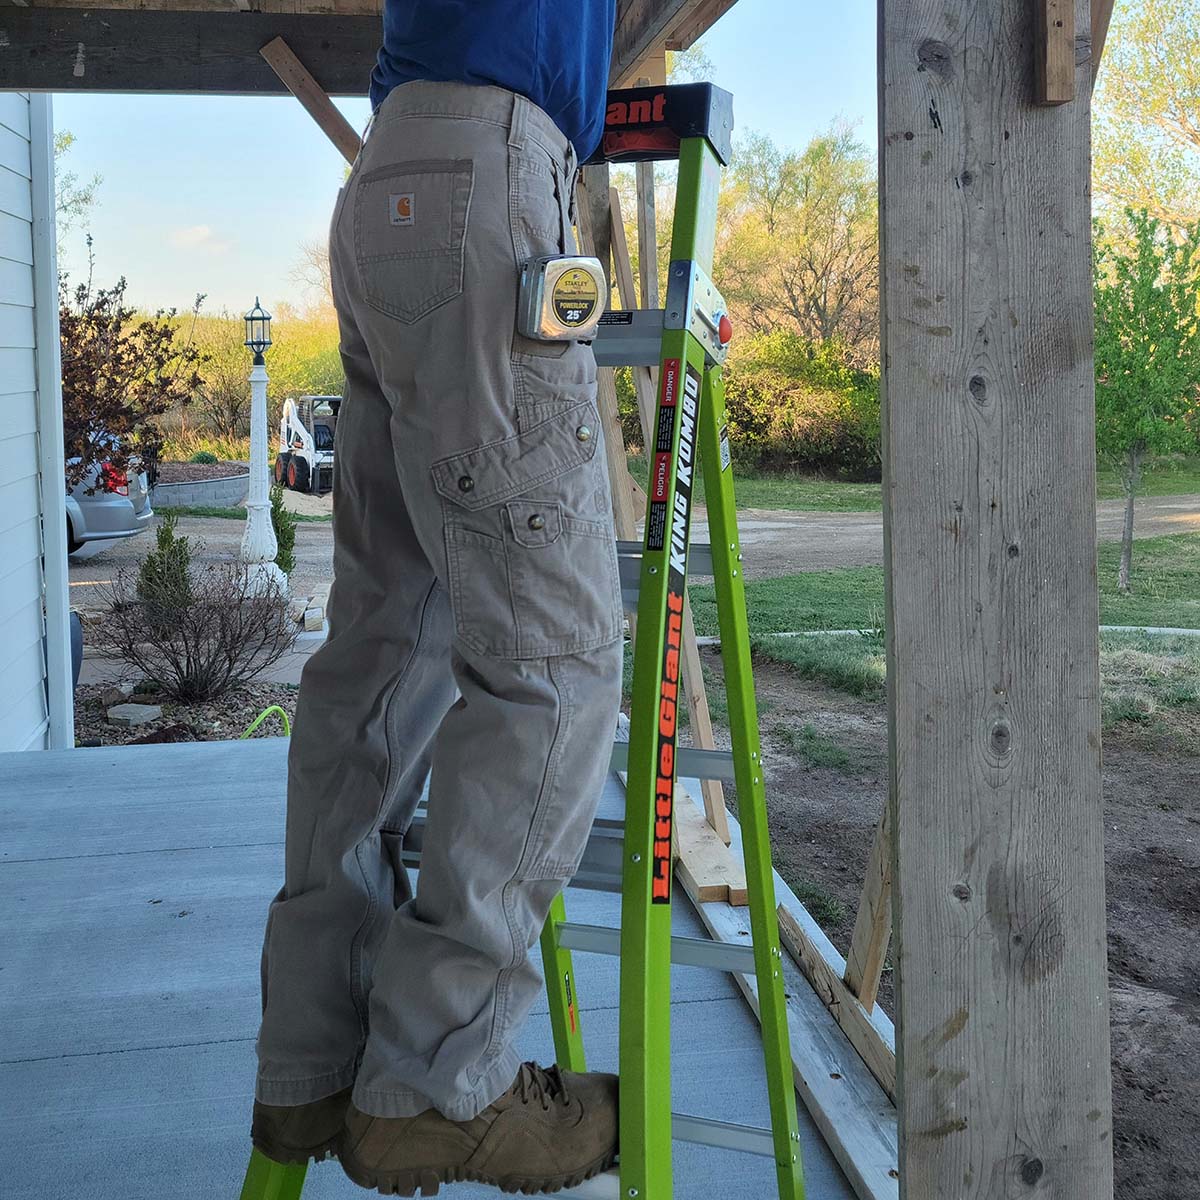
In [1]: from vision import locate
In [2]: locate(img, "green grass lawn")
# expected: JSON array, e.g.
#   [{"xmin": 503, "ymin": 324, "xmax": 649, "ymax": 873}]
[
  {"xmin": 689, "ymin": 533, "xmax": 1200, "ymax": 638},
  {"xmin": 626, "ymin": 453, "xmax": 1200, "ymax": 513},
  {"xmin": 1095, "ymin": 456, "xmax": 1200, "ymax": 500},
  {"xmin": 627, "ymin": 453, "xmax": 882, "ymax": 513},
  {"xmin": 686, "ymin": 534, "xmax": 1200, "ymax": 733},
  {"xmin": 156, "ymin": 504, "xmax": 332, "ymax": 524}
]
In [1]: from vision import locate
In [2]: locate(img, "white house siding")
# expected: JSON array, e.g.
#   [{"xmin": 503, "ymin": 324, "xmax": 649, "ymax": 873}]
[{"xmin": 0, "ymin": 92, "xmax": 69, "ymax": 751}]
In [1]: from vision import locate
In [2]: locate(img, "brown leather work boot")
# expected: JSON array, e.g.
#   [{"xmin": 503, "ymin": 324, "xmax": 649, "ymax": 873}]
[
  {"xmin": 251, "ymin": 1087, "xmax": 353, "ymax": 1164},
  {"xmin": 339, "ymin": 1062, "xmax": 618, "ymax": 1195}
]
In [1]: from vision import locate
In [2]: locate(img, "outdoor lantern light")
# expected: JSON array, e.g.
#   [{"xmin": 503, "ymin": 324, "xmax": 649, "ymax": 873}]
[
  {"xmin": 239, "ymin": 297, "xmax": 285, "ymax": 595},
  {"xmin": 244, "ymin": 298, "xmax": 272, "ymax": 363}
]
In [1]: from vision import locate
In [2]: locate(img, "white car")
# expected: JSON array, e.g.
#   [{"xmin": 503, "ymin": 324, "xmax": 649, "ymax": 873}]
[{"xmin": 65, "ymin": 457, "xmax": 153, "ymax": 558}]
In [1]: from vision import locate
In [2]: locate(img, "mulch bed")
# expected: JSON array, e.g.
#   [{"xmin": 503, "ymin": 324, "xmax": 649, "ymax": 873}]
[
  {"xmin": 74, "ymin": 681, "xmax": 298, "ymax": 746},
  {"xmin": 155, "ymin": 461, "xmax": 249, "ymax": 484}
]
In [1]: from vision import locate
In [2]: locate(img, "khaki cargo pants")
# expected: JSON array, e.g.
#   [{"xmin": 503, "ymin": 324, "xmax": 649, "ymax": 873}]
[{"xmin": 255, "ymin": 82, "xmax": 623, "ymax": 1121}]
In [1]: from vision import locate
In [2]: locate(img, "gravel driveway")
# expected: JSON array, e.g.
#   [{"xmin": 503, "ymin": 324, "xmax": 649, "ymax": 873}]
[{"xmin": 68, "ymin": 494, "xmax": 1200, "ymax": 609}]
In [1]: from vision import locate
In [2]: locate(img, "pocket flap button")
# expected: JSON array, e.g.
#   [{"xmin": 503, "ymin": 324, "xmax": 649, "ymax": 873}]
[
  {"xmin": 458, "ymin": 475, "xmax": 475, "ymax": 493},
  {"xmin": 527, "ymin": 513, "xmax": 546, "ymax": 531},
  {"xmin": 576, "ymin": 425, "xmax": 593, "ymax": 442}
]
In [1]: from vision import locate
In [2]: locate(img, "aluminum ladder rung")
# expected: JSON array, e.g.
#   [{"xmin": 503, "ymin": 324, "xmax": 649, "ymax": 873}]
[
  {"xmin": 556, "ymin": 921, "xmax": 755, "ymax": 973},
  {"xmin": 592, "ymin": 308, "xmax": 665, "ymax": 368},
  {"xmin": 671, "ymin": 1113, "xmax": 778, "ymax": 1158},
  {"xmin": 608, "ymin": 738, "xmax": 736, "ymax": 782},
  {"xmin": 618, "ymin": 539, "xmax": 714, "ymax": 577},
  {"xmin": 618, "ymin": 541, "xmax": 715, "ymax": 616}
]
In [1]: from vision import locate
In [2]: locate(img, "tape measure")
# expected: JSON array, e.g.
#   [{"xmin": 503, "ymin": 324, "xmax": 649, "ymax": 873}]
[{"xmin": 517, "ymin": 255, "xmax": 606, "ymax": 342}]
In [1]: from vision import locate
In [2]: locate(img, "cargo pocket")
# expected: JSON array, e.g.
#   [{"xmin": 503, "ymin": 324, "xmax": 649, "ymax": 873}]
[
  {"xmin": 354, "ymin": 159, "xmax": 474, "ymax": 323},
  {"xmin": 434, "ymin": 403, "xmax": 623, "ymax": 660}
]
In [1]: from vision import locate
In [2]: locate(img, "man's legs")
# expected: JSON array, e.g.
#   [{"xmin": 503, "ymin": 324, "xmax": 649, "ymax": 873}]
[
  {"xmin": 255, "ymin": 81, "xmax": 624, "ymax": 1153},
  {"xmin": 255, "ymin": 295, "xmax": 459, "ymax": 1107}
]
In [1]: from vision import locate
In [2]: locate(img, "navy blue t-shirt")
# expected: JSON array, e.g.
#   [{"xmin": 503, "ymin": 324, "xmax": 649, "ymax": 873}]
[{"xmin": 370, "ymin": 2, "xmax": 617, "ymax": 160}]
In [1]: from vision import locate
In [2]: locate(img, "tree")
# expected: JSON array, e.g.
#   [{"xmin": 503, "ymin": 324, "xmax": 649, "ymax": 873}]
[
  {"xmin": 266, "ymin": 302, "xmax": 345, "ymax": 412},
  {"xmin": 191, "ymin": 314, "xmax": 254, "ymax": 439},
  {"xmin": 715, "ymin": 125, "xmax": 879, "ymax": 362},
  {"xmin": 60, "ymin": 259, "xmax": 205, "ymax": 489},
  {"xmin": 54, "ymin": 131, "xmax": 101, "ymax": 235},
  {"xmin": 1094, "ymin": 209, "xmax": 1200, "ymax": 592},
  {"xmin": 289, "ymin": 238, "xmax": 336, "ymax": 317},
  {"xmin": 1093, "ymin": 0, "xmax": 1200, "ymax": 228}
]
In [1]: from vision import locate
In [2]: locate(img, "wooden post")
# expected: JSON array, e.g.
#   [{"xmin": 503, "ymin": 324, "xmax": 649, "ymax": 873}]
[
  {"xmin": 582, "ymin": 164, "xmax": 614, "ymax": 301},
  {"xmin": 1035, "ymin": 0, "xmax": 1076, "ymax": 105},
  {"xmin": 260, "ymin": 36, "xmax": 363, "ymax": 164},
  {"xmin": 635, "ymin": 48, "xmax": 667, "ymax": 309},
  {"xmin": 1091, "ymin": 0, "xmax": 1116, "ymax": 87},
  {"xmin": 843, "ymin": 807, "xmax": 892, "ymax": 1013},
  {"xmin": 880, "ymin": 1, "xmax": 1113, "ymax": 1196},
  {"xmin": 576, "ymin": 179, "xmax": 639, "ymax": 544}
]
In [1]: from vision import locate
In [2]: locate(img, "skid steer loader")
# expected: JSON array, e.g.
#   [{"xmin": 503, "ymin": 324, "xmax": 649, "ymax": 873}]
[{"xmin": 274, "ymin": 395, "xmax": 340, "ymax": 494}]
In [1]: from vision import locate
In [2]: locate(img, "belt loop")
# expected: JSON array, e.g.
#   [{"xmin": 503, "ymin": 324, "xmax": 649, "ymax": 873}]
[
  {"xmin": 507, "ymin": 93, "xmax": 528, "ymax": 151},
  {"xmin": 565, "ymin": 144, "xmax": 579, "ymax": 230}
]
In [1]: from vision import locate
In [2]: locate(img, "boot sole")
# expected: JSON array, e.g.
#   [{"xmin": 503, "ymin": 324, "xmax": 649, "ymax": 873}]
[
  {"xmin": 340, "ymin": 1147, "xmax": 618, "ymax": 1196},
  {"xmin": 251, "ymin": 1132, "xmax": 343, "ymax": 1166}
]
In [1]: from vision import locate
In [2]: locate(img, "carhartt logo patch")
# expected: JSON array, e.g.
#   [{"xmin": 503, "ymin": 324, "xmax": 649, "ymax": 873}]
[{"xmin": 389, "ymin": 193, "xmax": 414, "ymax": 226}]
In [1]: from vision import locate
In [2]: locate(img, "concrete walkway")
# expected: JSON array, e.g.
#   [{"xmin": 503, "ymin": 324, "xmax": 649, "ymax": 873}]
[{"xmin": 0, "ymin": 738, "xmax": 855, "ymax": 1200}]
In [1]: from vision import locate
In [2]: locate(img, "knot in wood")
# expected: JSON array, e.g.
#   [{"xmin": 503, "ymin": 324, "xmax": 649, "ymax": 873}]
[
  {"xmin": 917, "ymin": 39, "xmax": 954, "ymax": 80},
  {"xmin": 1019, "ymin": 1157, "xmax": 1045, "ymax": 1185},
  {"xmin": 952, "ymin": 882, "xmax": 972, "ymax": 902}
]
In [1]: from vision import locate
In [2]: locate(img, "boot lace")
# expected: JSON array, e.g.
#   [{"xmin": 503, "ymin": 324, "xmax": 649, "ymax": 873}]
[{"xmin": 514, "ymin": 1061, "xmax": 572, "ymax": 1112}]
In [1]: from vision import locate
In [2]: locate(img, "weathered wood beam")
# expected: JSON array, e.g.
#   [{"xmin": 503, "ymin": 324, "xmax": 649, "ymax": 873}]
[
  {"xmin": 0, "ymin": 8, "xmax": 377, "ymax": 93},
  {"xmin": 777, "ymin": 904, "xmax": 896, "ymax": 1104},
  {"xmin": 260, "ymin": 35, "xmax": 362, "ymax": 163},
  {"xmin": 843, "ymin": 806, "xmax": 892, "ymax": 1012},
  {"xmin": 1091, "ymin": 0, "xmax": 1116, "ymax": 87},
  {"xmin": 664, "ymin": 0, "xmax": 737, "ymax": 51},
  {"xmin": 881, "ymin": 0, "xmax": 1113, "ymax": 1195},
  {"xmin": 611, "ymin": 0, "xmax": 725, "ymax": 85},
  {"xmin": 1035, "ymin": 0, "xmax": 1076, "ymax": 104}
]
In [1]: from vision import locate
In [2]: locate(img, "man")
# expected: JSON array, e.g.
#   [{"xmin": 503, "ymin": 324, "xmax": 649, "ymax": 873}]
[{"xmin": 250, "ymin": 3, "xmax": 624, "ymax": 1195}]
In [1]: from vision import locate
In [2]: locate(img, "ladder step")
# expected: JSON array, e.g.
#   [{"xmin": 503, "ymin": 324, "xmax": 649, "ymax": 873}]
[
  {"xmin": 618, "ymin": 539, "xmax": 714, "ymax": 577},
  {"xmin": 618, "ymin": 541, "xmax": 716, "ymax": 616},
  {"xmin": 556, "ymin": 921, "xmax": 756, "ymax": 973},
  {"xmin": 671, "ymin": 1113, "xmax": 778, "ymax": 1158},
  {"xmin": 608, "ymin": 739, "xmax": 736, "ymax": 782},
  {"xmin": 592, "ymin": 309, "xmax": 666, "ymax": 368}
]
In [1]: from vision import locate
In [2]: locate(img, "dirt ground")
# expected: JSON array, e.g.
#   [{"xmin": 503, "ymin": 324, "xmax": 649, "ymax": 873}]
[
  {"xmin": 718, "ymin": 652, "xmax": 1200, "ymax": 1199},
  {"xmin": 155, "ymin": 460, "xmax": 249, "ymax": 484}
]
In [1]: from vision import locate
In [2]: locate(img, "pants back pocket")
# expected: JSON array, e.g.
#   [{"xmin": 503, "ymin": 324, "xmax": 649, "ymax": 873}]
[{"xmin": 353, "ymin": 159, "xmax": 474, "ymax": 323}]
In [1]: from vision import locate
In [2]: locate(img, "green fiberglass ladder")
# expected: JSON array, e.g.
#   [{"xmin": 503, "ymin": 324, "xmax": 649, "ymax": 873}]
[{"xmin": 240, "ymin": 83, "xmax": 803, "ymax": 1200}]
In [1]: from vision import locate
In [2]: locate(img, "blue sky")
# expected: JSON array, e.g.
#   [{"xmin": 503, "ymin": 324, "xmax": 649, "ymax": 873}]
[{"xmin": 53, "ymin": 0, "xmax": 877, "ymax": 313}]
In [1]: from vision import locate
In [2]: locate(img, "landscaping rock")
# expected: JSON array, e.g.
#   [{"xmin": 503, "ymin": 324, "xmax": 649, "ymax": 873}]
[
  {"xmin": 98, "ymin": 682, "xmax": 134, "ymax": 707},
  {"xmin": 287, "ymin": 596, "xmax": 310, "ymax": 623},
  {"xmin": 106, "ymin": 703, "xmax": 163, "ymax": 726},
  {"xmin": 303, "ymin": 607, "xmax": 324, "ymax": 633}
]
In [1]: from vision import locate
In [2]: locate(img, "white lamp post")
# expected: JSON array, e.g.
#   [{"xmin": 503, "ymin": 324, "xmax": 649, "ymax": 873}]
[{"xmin": 240, "ymin": 298, "xmax": 287, "ymax": 595}]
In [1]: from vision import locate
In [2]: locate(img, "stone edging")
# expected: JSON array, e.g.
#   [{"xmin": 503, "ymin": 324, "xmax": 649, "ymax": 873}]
[{"xmin": 150, "ymin": 468, "xmax": 261, "ymax": 510}]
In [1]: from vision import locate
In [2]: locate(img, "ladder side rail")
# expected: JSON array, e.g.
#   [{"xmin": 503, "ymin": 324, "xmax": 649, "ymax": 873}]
[
  {"xmin": 540, "ymin": 893, "xmax": 588, "ymax": 1072},
  {"xmin": 697, "ymin": 362, "xmax": 807, "ymax": 1200},
  {"xmin": 618, "ymin": 325, "xmax": 694, "ymax": 1200}
]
